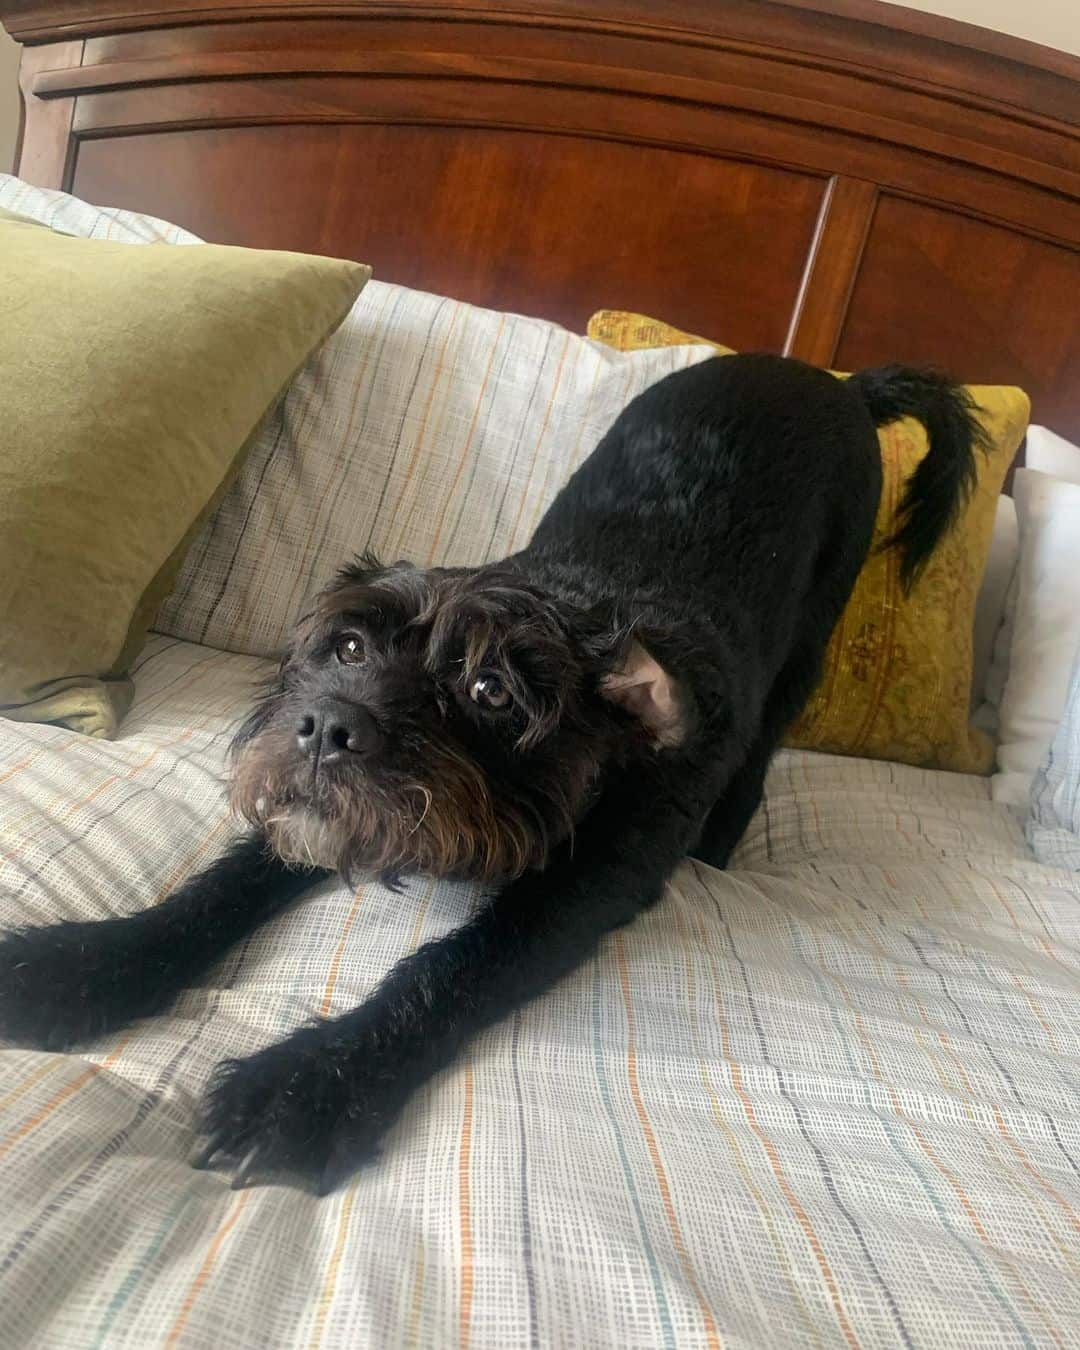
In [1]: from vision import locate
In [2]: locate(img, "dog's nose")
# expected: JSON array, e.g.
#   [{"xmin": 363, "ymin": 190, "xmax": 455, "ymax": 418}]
[{"xmin": 296, "ymin": 699, "xmax": 381, "ymax": 761}]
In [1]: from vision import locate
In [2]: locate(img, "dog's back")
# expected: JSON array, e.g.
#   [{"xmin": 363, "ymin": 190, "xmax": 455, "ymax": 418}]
[{"xmin": 529, "ymin": 354, "xmax": 882, "ymax": 687}]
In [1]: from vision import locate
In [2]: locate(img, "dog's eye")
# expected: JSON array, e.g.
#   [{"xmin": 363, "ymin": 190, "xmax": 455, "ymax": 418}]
[
  {"xmin": 335, "ymin": 634, "xmax": 365, "ymax": 665},
  {"xmin": 469, "ymin": 672, "xmax": 511, "ymax": 711}
]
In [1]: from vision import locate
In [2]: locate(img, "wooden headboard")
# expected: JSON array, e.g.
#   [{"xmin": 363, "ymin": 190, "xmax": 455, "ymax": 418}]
[{"xmin": 4, "ymin": 0, "xmax": 1079, "ymax": 439}]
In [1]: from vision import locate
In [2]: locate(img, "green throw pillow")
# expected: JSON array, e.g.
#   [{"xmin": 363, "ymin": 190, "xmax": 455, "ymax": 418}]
[{"xmin": 0, "ymin": 208, "xmax": 370, "ymax": 737}]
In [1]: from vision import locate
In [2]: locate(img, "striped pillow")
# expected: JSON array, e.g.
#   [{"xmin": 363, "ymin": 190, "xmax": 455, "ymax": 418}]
[{"xmin": 157, "ymin": 283, "xmax": 714, "ymax": 655}]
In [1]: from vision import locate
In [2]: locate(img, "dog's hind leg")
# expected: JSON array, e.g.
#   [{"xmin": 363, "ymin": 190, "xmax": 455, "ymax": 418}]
[
  {"xmin": 0, "ymin": 833, "xmax": 325, "ymax": 1051},
  {"xmin": 697, "ymin": 503, "xmax": 876, "ymax": 870},
  {"xmin": 693, "ymin": 736, "xmax": 773, "ymax": 869},
  {"xmin": 693, "ymin": 625, "xmax": 840, "ymax": 868}
]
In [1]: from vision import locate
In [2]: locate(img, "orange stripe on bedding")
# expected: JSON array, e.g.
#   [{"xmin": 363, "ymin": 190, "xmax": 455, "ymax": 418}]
[
  {"xmin": 886, "ymin": 868, "xmax": 1063, "ymax": 1053},
  {"xmin": 0, "ymin": 645, "xmax": 230, "ymax": 808},
  {"xmin": 886, "ymin": 963, "xmax": 1080, "ymax": 1277},
  {"xmin": 425, "ymin": 314, "xmax": 507, "ymax": 565},
  {"xmin": 405, "ymin": 880, "xmax": 434, "ymax": 955},
  {"xmin": 404, "ymin": 1235, "xmax": 428, "ymax": 1350},
  {"xmin": 0, "ymin": 727, "xmax": 96, "ymax": 793},
  {"xmin": 892, "ymin": 963, "xmax": 978, "ymax": 1105},
  {"xmin": 382, "ymin": 304, "xmax": 464, "ymax": 556},
  {"xmin": 992, "ymin": 1106, "xmax": 1080, "ymax": 1241},
  {"xmin": 906, "ymin": 1116, "xmax": 1066, "ymax": 1350},
  {"xmin": 0, "ymin": 1059, "xmax": 67, "ymax": 1117},
  {"xmin": 691, "ymin": 901, "xmax": 862, "ymax": 1350},
  {"xmin": 307, "ymin": 1187, "xmax": 358, "ymax": 1349},
  {"xmin": 830, "ymin": 972, "xmax": 1067, "ymax": 1350},
  {"xmin": 676, "ymin": 901, "xmax": 824, "ymax": 1349},
  {"xmin": 319, "ymin": 886, "xmax": 367, "ymax": 1017},
  {"xmin": 985, "ymin": 875, "xmax": 1075, "ymax": 981},
  {"xmin": 2, "ymin": 652, "xmax": 244, "ymax": 866},
  {"xmin": 521, "ymin": 339, "xmax": 606, "ymax": 542},
  {"xmin": 567, "ymin": 348, "xmax": 606, "ymax": 473},
  {"xmin": 458, "ymin": 1063, "xmax": 475, "ymax": 1350},
  {"xmin": 724, "ymin": 1049, "xmax": 862, "ymax": 1350},
  {"xmin": 164, "ymin": 1190, "xmax": 251, "ymax": 1348},
  {"xmin": 277, "ymin": 283, "xmax": 394, "ymax": 627},
  {"xmin": 506, "ymin": 333, "xmax": 571, "ymax": 553},
  {"xmin": 152, "ymin": 815, "xmax": 232, "ymax": 904},
  {"xmin": 0, "ymin": 1035, "xmax": 133, "ymax": 1162},
  {"xmin": 613, "ymin": 933, "xmax": 723, "ymax": 1350},
  {"xmin": 0, "ymin": 726, "xmax": 198, "ymax": 864},
  {"xmin": 0, "ymin": 749, "xmax": 45, "ymax": 786}
]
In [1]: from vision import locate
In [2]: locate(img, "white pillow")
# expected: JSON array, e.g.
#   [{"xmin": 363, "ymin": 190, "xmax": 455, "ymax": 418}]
[
  {"xmin": 1027, "ymin": 639, "xmax": 1080, "ymax": 870},
  {"xmin": 971, "ymin": 423, "xmax": 1080, "ymax": 731},
  {"xmin": 0, "ymin": 171, "xmax": 200, "ymax": 245},
  {"xmin": 1026, "ymin": 424, "xmax": 1080, "ymax": 481},
  {"xmin": 994, "ymin": 468, "xmax": 1080, "ymax": 806},
  {"xmin": 970, "ymin": 494, "xmax": 1018, "ymax": 717}
]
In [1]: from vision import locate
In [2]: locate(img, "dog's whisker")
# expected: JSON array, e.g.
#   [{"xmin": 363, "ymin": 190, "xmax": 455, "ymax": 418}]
[{"xmin": 406, "ymin": 786, "xmax": 433, "ymax": 837}]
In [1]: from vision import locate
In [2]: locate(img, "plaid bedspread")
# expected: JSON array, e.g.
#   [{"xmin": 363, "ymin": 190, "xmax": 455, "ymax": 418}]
[{"xmin": 2, "ymin": 636, "xmax": 1078, "ymax": 1349}]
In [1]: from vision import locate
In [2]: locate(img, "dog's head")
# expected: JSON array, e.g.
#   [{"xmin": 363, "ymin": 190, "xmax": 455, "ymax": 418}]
[{"xmin": 229, "ymin": 554, "xmax": 690, "ymax": 884}]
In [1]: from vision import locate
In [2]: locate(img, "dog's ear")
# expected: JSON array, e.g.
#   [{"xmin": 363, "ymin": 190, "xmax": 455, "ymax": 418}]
[{"xmin": 599, "ymin": 638, "xmax": 687, "ymax": 748}]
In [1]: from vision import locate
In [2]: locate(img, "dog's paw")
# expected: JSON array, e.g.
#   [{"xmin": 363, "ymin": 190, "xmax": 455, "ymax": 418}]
[
  {"xmin": 0, "ymin": 920, "xmax": 148, "ymax": 1050},
  {"xmin": 190, "ymin": 1026, "xmax": 396, "ymax": 1194}
]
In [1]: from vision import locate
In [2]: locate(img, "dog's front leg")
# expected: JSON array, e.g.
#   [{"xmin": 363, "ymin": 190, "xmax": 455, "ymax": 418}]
[
  {"xmin": 0, "ymin": 833, "xmax": 325, "ymax": 1050},
  {"xmin": 193, "ymin": 756, "xmax": 722, "ymax": 1194}
]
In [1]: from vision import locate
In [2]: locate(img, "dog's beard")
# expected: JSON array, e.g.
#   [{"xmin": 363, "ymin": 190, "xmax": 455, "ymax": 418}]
[
  {"xmin": 229, "ymin": 728, "xmax": 575, "ymax": 884},
  {"xmin": 258, "ymin": 804, "xmax": 356, "ymax": 874}
]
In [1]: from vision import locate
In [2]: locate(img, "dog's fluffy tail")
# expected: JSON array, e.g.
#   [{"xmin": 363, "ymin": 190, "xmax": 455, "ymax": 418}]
[{"xmin": 847, "ymin": 365, "xmax": 988, "ymax": 591}]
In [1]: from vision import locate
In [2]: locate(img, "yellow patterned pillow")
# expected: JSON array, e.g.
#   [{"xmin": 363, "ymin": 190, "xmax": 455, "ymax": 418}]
[{"xmin": 586, "ymin": 310, "xmax": 1029, "ymax": 773}]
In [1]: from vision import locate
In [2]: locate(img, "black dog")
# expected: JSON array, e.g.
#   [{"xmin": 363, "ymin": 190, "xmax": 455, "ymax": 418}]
[{"xmin": 0, "ymin": 355, "xmax": 983, "ymax": 1192}]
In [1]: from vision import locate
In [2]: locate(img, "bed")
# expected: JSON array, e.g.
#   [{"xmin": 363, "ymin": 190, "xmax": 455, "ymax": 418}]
[{"xmin": 1, "ymin": 2, "xmax": 1079, "ymax": 1347}]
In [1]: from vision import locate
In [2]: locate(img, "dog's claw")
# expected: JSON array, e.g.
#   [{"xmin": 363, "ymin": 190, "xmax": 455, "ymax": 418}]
[
  {"xmin": 318, "ymin": 1139, "xmax": 362, "ymax": 1197},
  {"xmin": 229, "ymin": 1145, "xmax": 265, "ymax": 1190},
  {"xmin": 189, "ymin": 1130, "xmax": 230, "ymax": 1171}
]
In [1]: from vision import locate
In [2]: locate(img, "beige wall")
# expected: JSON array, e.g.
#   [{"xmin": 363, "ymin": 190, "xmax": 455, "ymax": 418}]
[
  {"xmin": 0, "ymin": 2, "xmax": 1076, "ymax": 177},
  {"xmin": 880, "ymin": 0, "xmax": 1079, "ymax": 54},
  {"xmin": 1, "ymin": 28, "xmax": 19, "ymax": 174}
]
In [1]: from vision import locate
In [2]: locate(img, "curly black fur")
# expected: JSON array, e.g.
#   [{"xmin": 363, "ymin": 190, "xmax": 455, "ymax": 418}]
[{"xmin": 0, "ymin": 354, "xmax": 980, "ymax": 1193}]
